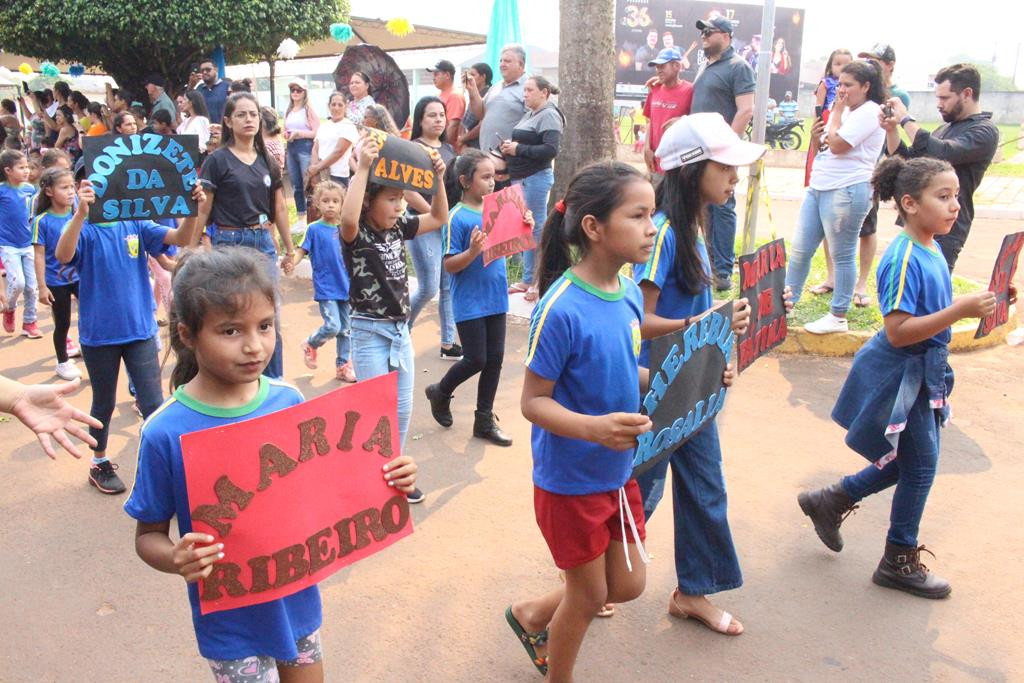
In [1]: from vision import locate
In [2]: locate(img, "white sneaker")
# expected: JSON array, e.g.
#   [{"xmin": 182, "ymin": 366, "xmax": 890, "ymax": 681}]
[
  {"xmin": 56, "ymin": 360, "xmax": 81, "ymax": 380},
  {"xmin": 804, "ymin": 313, "xmax": 849, "ymax": 335}
]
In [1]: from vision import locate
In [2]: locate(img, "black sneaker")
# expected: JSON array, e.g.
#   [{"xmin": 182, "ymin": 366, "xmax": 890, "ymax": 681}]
[
  {"xmin": 439, "ymin": 344, "xmax": 463, "ymax": 361},
  {"xmin": 407, "ymin": 487, "xmax": 425, "ymax": 504},
  {"xmin": 89, "ymin": 461, "xmax": 126, "ymax": 494}
]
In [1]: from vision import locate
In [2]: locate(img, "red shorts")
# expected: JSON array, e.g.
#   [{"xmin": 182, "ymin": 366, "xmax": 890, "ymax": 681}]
[{"xmin": 534, "ymin": 479, "xmax": 647, "ymax": 570}]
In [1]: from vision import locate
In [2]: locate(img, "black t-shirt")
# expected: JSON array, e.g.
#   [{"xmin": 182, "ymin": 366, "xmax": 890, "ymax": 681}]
[
  {"xmin": 413, "ymin": 140, "xmax": 455, "ymax": 203},
  {"xmin": 343, "ymin": 214, "xmax": 420, "ymax": 320},
  {"xmin": 199, "ymin": 147, "xmax": 283, "ymax": 227}
]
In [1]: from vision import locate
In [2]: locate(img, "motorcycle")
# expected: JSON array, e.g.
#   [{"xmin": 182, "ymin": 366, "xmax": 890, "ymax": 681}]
[{"xmin": 746, "ymin": 118, "xmax": 804, "ymax": 150}]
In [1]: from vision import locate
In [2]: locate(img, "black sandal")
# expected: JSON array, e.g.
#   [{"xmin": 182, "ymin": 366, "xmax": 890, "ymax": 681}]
[{"xmin": 505, "ymin": 606, "xmax": 548, "ymax": 675}]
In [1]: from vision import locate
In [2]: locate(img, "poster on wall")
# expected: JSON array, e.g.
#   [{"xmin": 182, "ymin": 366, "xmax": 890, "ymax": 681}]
[{"xmin": 614, "ymin": 1, "xmax": 805, "ymax": 103}]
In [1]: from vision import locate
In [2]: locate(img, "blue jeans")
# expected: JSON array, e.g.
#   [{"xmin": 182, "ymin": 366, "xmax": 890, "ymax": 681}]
[
  {"xmin": 635, "ymin": 421, "xmax": 743, "ymax": 595},
  {"xmin": 211, "ymin": 228, "xmax": 284, "ymax": 378},
  {"xmin": 286, "ymin": 137, "xmax": 313, "ymax": 215},
  {"xmin": 708, "ymin": 195, "xmax": 737, "ymax": 281},
  {"xmin": 350, "ymin": 318, "xmax": 414, "ymax": 449},
  {"xmin": 308, "ymin": 299, "xmax": 351, "ymax": 366},
  {"xmin": 840, "ymin": 392, "xmax": 941, "ymax": 547},
  {"xmin": 408, "ymin": 229, "xmax": 456, "ymax": 346},
  {"xmin": 0, "ymin": 245, "xmax": 38, "ymax": 323},
  {"xmin": 786, "ymin": 182, "xmax": 873, "ymax": 315},
  {"xmin": 515, "ymin": 166, "xmax": 554, "ymax": 286},
  {"xmin": 80, "ymin": 336, "xmax": 163, "ymax": 452}
]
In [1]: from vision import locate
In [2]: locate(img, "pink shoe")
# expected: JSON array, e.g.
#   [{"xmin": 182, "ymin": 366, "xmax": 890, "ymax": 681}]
[
  {"xmin": 21, "ymin": 321, "xmax": 43, "ymax": 339},
  {"xmin": 2, "ymin": 309, "xmax": 14, "ymax": 333},
  {"xmin": 66, "ymin": 338, "xmax": 82, "ymax": 358},
  {"xmin": 301, "ymin": 341, "xmax": 318, "ymax": 369},
  {"xmin": 336, "ymin": 361, "xmax": 356, "ymax": 383}
]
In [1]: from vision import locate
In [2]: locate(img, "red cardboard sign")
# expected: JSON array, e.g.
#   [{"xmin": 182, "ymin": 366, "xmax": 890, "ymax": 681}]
[
  {"xmin": 481, "ymin": 184, "xmax": 534, "ymax": 265},
  {"xmin": 181, "ymin": 373, "xmax": 413, "ymax": 615},
  {"xmin": 736, "ymin": 239, "xmax": 788, "ymax": 372},
  {"xmin": 975, "ymin": 231, "xmax": 1024, "ymax": 338}
]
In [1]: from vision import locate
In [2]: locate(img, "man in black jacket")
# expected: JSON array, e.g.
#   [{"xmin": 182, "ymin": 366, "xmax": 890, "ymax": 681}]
[{"xmin": 881, "ymin": 63, "xmax": 999, "ymax": 271}]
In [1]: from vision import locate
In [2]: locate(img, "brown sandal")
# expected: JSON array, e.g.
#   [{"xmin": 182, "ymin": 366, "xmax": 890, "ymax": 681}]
[{"xmin": 667, "ymin": 588, "xmax": 743, "ymax": 635}]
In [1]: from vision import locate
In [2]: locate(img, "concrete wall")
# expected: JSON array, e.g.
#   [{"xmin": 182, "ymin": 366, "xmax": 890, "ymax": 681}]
[{"xmin": 797, "ymin": 86, "xmax": 1024, "ymax": 125}]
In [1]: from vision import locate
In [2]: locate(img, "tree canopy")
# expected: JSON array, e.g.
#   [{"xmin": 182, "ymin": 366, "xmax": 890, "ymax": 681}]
[{"xmin": 0, "ymin": 0, "xmax": 349, "ymax": 98}]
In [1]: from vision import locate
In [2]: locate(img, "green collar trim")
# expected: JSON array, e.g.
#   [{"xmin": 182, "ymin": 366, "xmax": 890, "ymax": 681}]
[
  {"xmin": 565, "ymin": 268, "xmax": 626, "ymax": 301},
  {"xmin": 173, "ymin": 376, "xmax": 270, "ymax": 417}
]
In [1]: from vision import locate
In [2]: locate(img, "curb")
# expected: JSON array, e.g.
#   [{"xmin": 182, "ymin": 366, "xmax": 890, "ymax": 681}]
[{"xmin": 776, "ymin": 306, "xmax": 1019, "ymax": 357}]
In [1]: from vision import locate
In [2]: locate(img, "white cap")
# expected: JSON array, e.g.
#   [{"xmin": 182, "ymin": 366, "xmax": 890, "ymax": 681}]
[
  {"xmin": 656, "ymin": 112, "xmax": 766, "ymax": 170},
  {"xmin": 287, "ymin": 77, "xmax": 309, "ymax": 91}
]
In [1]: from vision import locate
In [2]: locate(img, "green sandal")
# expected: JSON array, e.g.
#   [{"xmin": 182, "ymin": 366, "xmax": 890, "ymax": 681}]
[{"xmin": 505, "ymin": 606, "xmax": 548, "ymax": 675}]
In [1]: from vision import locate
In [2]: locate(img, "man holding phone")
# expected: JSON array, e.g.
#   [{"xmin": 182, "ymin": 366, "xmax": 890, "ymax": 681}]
[{"xmin": 467, "ymin": 44, "xmax": 528, "ymax": 191}]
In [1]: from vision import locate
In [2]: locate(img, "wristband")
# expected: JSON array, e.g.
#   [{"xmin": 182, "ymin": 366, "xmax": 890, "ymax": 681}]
[{"xmin": 899, "ymin": 115, "xmax": 916, "ymax": 127}]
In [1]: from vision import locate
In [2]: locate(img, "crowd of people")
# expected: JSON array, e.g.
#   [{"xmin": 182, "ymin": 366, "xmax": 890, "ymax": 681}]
[{"xmin": 0, "ymin": 28, "xmax": 1014, "ymax": 683}]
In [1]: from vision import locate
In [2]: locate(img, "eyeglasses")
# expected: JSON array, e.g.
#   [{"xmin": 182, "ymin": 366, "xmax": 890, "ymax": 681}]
[{"xmin": 200, "ymin": 66, "xmax": 215, "ymax": 72}]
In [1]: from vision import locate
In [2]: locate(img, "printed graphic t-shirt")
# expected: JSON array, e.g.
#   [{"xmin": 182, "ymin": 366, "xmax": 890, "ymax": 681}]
[
  {"xmin": 343, "ymin": 214, "xmax": 420, "ymax": 320},
  {"xmin": 124, "ymin": 377, "xmax": 322, "ymax": 662},
  {"xmin": 525, "ymin": 270, "xmax": 644, "ymax": 495}
]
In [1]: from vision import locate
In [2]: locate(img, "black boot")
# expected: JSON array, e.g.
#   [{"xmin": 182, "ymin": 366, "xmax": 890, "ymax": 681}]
[
  {"xmin": 425, "ymin": 383, "xmax": 453, "ymax": 427},
  {"xmin": 797, "ymin": 482, "xmax": 858, "ymax": 552},
  {"xmin": 473, "ymin": 410, "xmax": 513, "ymax": 447},
  {"xmin": 872, "ymin": 542, "xmax": 951, "ymax": 599}
]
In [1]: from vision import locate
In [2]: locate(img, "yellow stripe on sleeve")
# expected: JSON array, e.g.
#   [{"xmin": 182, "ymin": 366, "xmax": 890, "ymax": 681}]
[
  {"xmin": 443, "ymin": 204, "xmax": 461, "ymax": 254},
  {"xmin": 524, "ymin": 278, "xmax": 572, "ymax": 366},
  {"xmin": 30, "ymin": 214, "xmax": 44, "ymax": 244},
  {"xmin": 891, "ymin": 241, "xmax": 914, "ymax": 310}
]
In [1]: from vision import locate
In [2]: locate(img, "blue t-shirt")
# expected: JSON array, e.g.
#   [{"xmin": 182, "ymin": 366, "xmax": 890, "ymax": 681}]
[
  {"xmin": 69, "ymin": 219, "xmax": 169, "ymax": 346},
  {"xmin": 300, "ymin": 220, "xmax": 349, "ymax": 301},
  {"xmin": 124, "ymin": 377, "xmax": 322, "ymax": 661},
  {"xmin": 877, "ymin": 232, "xmax": 953, "ymax": 347},
  {"xmin": 31, "ymin": 210, "xmax": 78, "ymax": 286},
  {"xmin": 525, "ymin": 270, "xmax": 643, "ymax": 495},
  {"xmin": 443, "ymin": 204, "xmax": 509, "ymax": 323},
  {"xmin": 0, "ymin": 182, "xmax": 37, "ymax": 248},
  {"xmin": 632, "ymin": 212, "xmax": 713, "ymax": 367}
]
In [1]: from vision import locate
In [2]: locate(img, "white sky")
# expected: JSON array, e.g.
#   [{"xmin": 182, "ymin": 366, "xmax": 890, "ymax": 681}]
[{"xmin": 351, "ymin": 0, "xmax": 1024, "ymax": 89}]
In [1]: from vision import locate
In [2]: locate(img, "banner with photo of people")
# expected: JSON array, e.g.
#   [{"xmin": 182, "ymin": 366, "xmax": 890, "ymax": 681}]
[{"xmin": 615, "ymin": 1, "xmax": 805, "ymax": 102}]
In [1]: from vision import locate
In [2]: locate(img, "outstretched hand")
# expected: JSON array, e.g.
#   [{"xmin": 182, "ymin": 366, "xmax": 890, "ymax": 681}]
[{"xmin": 8, "ymin": 378, "xmax": 102, "ymax": 459}]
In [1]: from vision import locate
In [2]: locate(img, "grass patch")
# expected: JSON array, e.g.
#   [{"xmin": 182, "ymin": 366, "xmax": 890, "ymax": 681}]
[{"xmin": 724, "ymin": 237, "xmax": 983, "ymax": 332}]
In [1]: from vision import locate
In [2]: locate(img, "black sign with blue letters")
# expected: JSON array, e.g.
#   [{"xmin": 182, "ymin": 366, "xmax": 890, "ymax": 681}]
[
  {"xmin": 83, "ymin": 133, "xmax": 200, "ymax": 223},
  {"xmin": 631, "ymin": 300, "xmax": 734, "ymax": 478}
]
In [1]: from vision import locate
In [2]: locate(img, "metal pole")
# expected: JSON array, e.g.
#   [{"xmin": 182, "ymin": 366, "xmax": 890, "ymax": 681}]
[{"xmin": 741, "ymin": 0, "xmax": 776, "ymax": 255}]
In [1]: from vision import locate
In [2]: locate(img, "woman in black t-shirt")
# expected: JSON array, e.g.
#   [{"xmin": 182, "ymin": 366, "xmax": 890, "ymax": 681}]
[{"xmin": 195, "ymin": 93, "xmax": 294, "ymax": 378}]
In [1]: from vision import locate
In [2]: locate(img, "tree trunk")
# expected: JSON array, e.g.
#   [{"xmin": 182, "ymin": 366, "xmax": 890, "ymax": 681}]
[
  {"xmin": 552, "ymin": 0, "xmax": 617, "ymax": 204},
  {"xmin": 268, "ymin": 57, "xmax": 277, "ymax": 110}
]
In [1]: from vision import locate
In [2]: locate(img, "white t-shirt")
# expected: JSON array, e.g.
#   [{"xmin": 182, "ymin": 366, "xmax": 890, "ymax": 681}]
[
  {"xmin": 809, "ymin": 101, "xmax": 885, "ymax": 191},
  {"xmin": 176, "ymin": 115, "xmax": 211, "ymax": 152},
  {"xmin": 315, "ymin": 118, "xmax": 359, "ymax": 178}
]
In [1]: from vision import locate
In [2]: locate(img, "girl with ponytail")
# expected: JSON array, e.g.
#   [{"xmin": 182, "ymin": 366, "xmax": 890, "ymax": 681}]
[
  {"xmin": 507, "ymin": 161, "xmax": 656, "ymax": 679},
  {"xmin": 127, "ymin": 246, "xmax": 419, "ymax": 680},
  {"xmin": 798, "ymin": 156, "xmax": 1004, "ymax": 600}
]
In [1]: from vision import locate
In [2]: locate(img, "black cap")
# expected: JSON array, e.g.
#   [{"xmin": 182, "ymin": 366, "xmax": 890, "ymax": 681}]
[
  {"xmin": 858, "ymin": 44, "xmax": 896, "ymax": 63},
  {"xmin": 696, "ymin": 16, "xmax": 734, "ymax": 36},
  {"xmin": 143, "ymin": 73, "xmax": 166, "ymax": 88},
  {"xmin": 427, "ymin": 60, "xmax": 455, "ymax": 76}
]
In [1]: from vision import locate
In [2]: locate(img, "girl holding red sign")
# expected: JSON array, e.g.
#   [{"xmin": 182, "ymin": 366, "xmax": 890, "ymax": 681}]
[
  {"xmin": 798, "ymin": 156, "xmax": 1003, "ymax": 599},
  {"xmin": 125, "ymin": 247, "xmax": 418, "ymax": 682},
  {"xmin": 425, "ymin": 149, "xmax": 533, "ymax": 446}
]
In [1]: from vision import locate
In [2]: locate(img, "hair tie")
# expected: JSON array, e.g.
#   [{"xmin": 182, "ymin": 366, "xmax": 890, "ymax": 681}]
[{"xmin": 554, "ymin": 199, "xmax": 566, "ymax": 214}]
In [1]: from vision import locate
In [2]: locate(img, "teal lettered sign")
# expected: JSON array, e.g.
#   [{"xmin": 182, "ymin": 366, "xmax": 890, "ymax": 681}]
[
  {"xmin": 83, "ymin": 133, "xmax": 200, "ymax": 222},
  {"xmin": 631, "ymin": 300, "xmax": 734, "ymax": 478}
]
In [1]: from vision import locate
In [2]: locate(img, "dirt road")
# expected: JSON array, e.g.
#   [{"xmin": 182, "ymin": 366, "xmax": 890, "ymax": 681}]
[{"xmin": 0, "ymin": 205, "xmax": 1020, "ymax": 681}]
